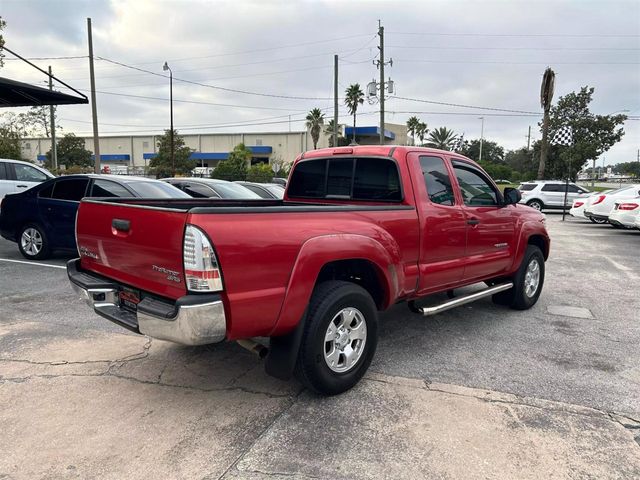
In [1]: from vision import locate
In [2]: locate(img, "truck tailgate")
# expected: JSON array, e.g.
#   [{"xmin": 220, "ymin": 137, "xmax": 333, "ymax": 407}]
[{"xmin": 75, "ymin": 200, "xmax": 188, "ymax": 300}]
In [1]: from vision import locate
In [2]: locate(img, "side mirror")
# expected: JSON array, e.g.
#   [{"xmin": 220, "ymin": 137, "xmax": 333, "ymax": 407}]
[{"xmin": 503, "ymin": 187, "xmax": 521, "ymax": 206}]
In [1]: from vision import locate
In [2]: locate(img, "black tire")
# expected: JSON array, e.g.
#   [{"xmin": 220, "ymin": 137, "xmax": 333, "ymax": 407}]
[
  {"xmin": 590, "ymin": 217, "xmax": 608, "ymax": 224},
  {"xmin": 295, "ymin": 281, "xmax": 378, "ymax": 396},
  {"xmin": 610, "ymin": 223, "xmax": 623, "ymax": 229},
  {"xmin": 492, "ymin": 245, "xmax": 545, "ymax": 310},
  {"xmin": 526, "ymin": 199, "xmax": 544, "ymax": 211},
  {"xmin": 17, "ymin": 223, "xmax": 51, "ymax": 260}
]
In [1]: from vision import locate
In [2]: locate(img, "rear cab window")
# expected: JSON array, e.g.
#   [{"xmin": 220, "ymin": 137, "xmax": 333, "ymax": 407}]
[{"xmin": 288, "ymin": 157, "xmax": 402, "ymax": 202}]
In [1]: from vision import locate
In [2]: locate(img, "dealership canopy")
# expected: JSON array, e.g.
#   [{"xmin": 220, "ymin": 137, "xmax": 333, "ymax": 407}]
[{"xmin": 0, "ymin": 76, "xmax": 89, "ymax": 108}]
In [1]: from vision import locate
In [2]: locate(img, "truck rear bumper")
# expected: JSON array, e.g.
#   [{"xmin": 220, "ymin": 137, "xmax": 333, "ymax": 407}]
[{"xmin": 67, "ymin": 259, "xmax": 226, "ymax": 345}]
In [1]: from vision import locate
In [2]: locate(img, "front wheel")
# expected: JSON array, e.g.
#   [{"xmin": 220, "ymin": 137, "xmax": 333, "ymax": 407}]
[
  {"xmin": 295, "ymin": 281, "xmax": 378, "ymax": 395},
  {"xmin": 492, "ymin": 245, "xmax": 545, "ymax": 310},
  {"xmin": 18, "ymin": 224, "xmax": 51, "ymax": 260},
  {"xmin": 527, "ymin": 200, "xmax": 544, "ymax": 211}
]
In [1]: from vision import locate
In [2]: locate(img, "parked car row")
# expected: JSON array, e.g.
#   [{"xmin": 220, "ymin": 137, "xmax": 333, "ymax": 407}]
[
  {"xmin": 0, "ymin": 159, "xmax": 287, "ymax": 260},
  {"xmin": 570, "ymin": 184, "xmax": 640, "ymax": 229}
]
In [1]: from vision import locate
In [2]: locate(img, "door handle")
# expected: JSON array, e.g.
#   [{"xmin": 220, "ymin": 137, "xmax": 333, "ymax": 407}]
[
  {"xmin": 16, "ymin": 184, "xmax": 28, "ymax": 188},
  {"xmin": 112, "ymin": 219, "xmax": 130, "ymax": 232},
  {"xmin": 467, "ymin": 218, "xmax": 480, "ymax": 225}
]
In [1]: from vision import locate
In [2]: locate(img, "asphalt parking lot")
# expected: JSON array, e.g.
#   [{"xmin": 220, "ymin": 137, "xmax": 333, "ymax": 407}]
[{"xmin": 1, "ymin": 213, "xmax": 639, "ymax": 479}]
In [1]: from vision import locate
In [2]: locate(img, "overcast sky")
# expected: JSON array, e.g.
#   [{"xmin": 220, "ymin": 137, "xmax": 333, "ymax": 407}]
[{"xmin": 1, "ymin": 0, "xmax": 638, "ymax": 165}]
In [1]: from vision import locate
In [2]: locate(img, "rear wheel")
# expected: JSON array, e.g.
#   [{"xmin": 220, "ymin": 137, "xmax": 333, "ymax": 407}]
[
  {"xmin": 295, "ymin": 281, "xmax": 378, "ymax": 396},
  {"xmin": 492, "ymin": 245, "xmax": 545, "ymax": 310},
  {"xmin": 590, "ymin": 217, "xmax": 608, "ymax": 224},
  {"xmin": 527, "ymin": 200, "xmax": 544, "ymax": 211},
  {"xmin": 18, "ymin": 224, "xmax": 51, "ymax": 260}
]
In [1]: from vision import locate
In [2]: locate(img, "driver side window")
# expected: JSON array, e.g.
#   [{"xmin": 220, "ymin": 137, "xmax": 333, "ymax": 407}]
[{"xmin": 452, "ymin": 161, "xmax": 499, "ymax": 206}]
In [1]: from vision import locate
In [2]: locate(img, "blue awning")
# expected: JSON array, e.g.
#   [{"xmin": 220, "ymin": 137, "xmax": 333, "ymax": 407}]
[
  {"xmin": 344, "ymin": 126, "xmax": 395, "ymax": 140},
  {"xmin": 93, "ymin": 154, "xmax": 130, "ymax": 162}
]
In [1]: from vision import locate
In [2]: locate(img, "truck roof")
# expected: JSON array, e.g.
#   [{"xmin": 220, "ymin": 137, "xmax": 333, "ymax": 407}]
[{"xmin": 298, "ymin": 145, "xmax": 472, "ymax": 161}]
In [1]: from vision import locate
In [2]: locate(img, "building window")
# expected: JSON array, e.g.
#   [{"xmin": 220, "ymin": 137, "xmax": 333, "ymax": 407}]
[
  {"xmin": 24, "ymin": 142, "xmax": 31, "ymax": 149},
  {"xmin": 255, "ymin": 139, "xmax": 263, "ymax": 146},
  {"xmin": 143, "ymin": 141, "xmax": 149, "ymax": 149}
]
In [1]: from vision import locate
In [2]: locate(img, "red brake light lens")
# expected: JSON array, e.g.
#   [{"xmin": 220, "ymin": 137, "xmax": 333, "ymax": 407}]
[
  {"xmin": 592, "ymin": 195, "xmax": 606, "ymax": 205},
  {"xmin": 618, "ymin": 203, "xmax": 639, "ymax": 211},
  {"xmin": 574, "ymin": 201, "xmax": 584, "ymax": 208}
]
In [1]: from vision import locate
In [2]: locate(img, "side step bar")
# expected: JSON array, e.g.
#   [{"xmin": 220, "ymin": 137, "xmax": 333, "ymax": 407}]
[{"xmin": 408, "ymin": 282, "xmax": 514, "ymax": 316}]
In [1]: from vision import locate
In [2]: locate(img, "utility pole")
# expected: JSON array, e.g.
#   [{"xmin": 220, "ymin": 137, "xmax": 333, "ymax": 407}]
[
  {"xmin": 333, "ymin": 54, "xmax": 338, "ymax": 147},
  {"xmin": 526, "ymin": 125, "xmax": 531, "ymax": 150},
  {"xmin": 378, "ymin": 21, "xmax": 384, "ymax": 145},
  {"xmin": 87, "ymin": 18, "xmax": 100, "ymax": 173},
  {"xmin": 48, "ymin": 66, "xmax": 57, "ymax": 170},
  {"xmin": 592, "ymin": 158, "xmax": 596, "ymax": 187}
]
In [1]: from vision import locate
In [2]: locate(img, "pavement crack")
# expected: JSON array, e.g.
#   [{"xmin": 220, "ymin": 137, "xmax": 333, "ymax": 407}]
[{"xmin": 217, "ymin": 388, "xmax": 305, "ymax": 480}]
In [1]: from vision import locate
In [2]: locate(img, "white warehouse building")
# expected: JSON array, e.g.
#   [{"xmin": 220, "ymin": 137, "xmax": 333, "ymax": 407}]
[{"xmin": 19, "ymin": 124, "xmax": 408, "ymax": 171}]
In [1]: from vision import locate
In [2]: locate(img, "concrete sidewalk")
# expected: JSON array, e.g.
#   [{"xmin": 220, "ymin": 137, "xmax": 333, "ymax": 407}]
[{"xmin": 1, "ymin": 321, "xmax": 638, "ymax": 480}]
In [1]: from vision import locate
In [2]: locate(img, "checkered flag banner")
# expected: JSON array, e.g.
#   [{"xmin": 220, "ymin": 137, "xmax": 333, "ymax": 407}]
[
  {"xmin": 552, "ymin": 125, "xmax": 574, "ymax": 146},
  {"xmin": 454, "ymin": 133, "xmax": 465, "ymax": 152}
]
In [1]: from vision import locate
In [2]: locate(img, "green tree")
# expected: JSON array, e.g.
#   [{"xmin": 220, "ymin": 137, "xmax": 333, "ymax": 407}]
[
  {"xmin": 505, "ymin": 147, "xmax": 538, "ymax": 180},
  {"xmin": 46, "ymin": 133, "xmax": 92, "ymax": 169},
  {"xmin": 416, "ymin": 121, "xmax": 428, "ymax": 146},
  {"xmin": 246, "ymin": 163, "xmax": 273, "ymax": 183},
  {"xmin": 0, "ymin": 126, "xmax": 22, "ymax": 160},
  {"xmin": 344, "ymin": 83, "xmax": 364, "ymax": 144},
  {"xmin": 211, "ymin": 143, "xmax": 250, "ymax": 181},
  {"xmin": 306, "ymin": 108, "xmax": 325, "ymax": 150},
  {"xmin": 612, "ymin": 161, "xmax": 640, "ymax": 178},
  {"xmin": 460, "ymin": 139, "xmax": 505, "ymax": 163},
  {"xmin": 149, "ymin": 129, "xmax": 195, "ymax": 178},
  {"xmin": 0, "ymin": 16, "xmax": 6, "ymax": 68},
  {"xmin": 406, "ymin": 116, "xmax": 420, "ymax": 145},
  {"xmin": 426, "ymin": 127, "xmax": 457, "ymax": 150},
  {"xmin": 270, "ymin": 155, "xmax": 291, "ymax": 178},
  {"xmin": 542, "ymin": 86, "xmax": 626, "ymax": 180}
]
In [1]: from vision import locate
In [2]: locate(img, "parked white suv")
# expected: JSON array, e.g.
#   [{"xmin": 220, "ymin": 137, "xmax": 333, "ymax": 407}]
[
  {"xmin": 518, "ymin": 180, "xmax": 591, "ymax": 211},
  {"xmin": 0, "ymin": 159, "xmax": 54, "ymax": 204}
]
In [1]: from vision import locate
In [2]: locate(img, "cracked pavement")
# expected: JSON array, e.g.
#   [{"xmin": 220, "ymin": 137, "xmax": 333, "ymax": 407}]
[{"xmin": 1, "ymin": 214, "xmax": 639, "ymax": 479}]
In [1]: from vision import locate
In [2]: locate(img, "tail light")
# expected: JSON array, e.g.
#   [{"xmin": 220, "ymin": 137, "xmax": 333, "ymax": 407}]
[
  {"xmin": 574, "ymin": 201, "xmax": 584, "ymax": 208},
  {"xmin": 183, "ymin": 225, "xmax": 223, "ymax": 292},
  {"xmin": 618, "ymin": 203, "xmax": 639, "ymax": 211},
  {"xmin": 592, "ymin": 195, "xmax": 606, "ymax": 205}
]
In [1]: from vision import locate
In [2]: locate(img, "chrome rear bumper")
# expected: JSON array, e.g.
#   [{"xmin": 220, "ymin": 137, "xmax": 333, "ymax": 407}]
[{"xmin": 67, "ymin": 259, "xmax": 226, "ymax": 345}]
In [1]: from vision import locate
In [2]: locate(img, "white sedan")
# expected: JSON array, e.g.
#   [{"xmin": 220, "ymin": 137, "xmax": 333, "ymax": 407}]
[
  {"xmin": 584, "ymin": 185, "xmax": 640, "ymax": 224},
  {"xmin": 570, "ymin": 191, "xmax": 611, "ymax": 223},
  {"xmin": 608, "ymin": 197, "xmax": 640, "ymax": 228}
]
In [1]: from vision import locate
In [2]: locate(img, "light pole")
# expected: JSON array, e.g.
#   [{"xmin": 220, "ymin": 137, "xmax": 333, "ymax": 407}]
[
  {"xmin": 163, "ymin": 61, "xmax": 174, "ymax": 176},
  {"xmin": 478, "ymin": 116, "xmax": 485, "ymax": 162}
]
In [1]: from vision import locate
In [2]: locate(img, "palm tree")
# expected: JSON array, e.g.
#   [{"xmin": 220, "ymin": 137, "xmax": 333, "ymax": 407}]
[
  {"xmin": 406, "ymin": 116, "xmax": 420, "ymax": 145},
  {"xmin": 416, "ymin": 121, "xmax": 428, "ymax": 146},
  {"xmin": 324, "ymin": 119, "xmax": 340, "ymax": 147},
  {"xmin": 426, "ymin": 127, "xmax": 457, "ymax": 151},
  {"xmin": 305, "ymin": 108, "xmax": 325, "ymax": 149},
  {"xmin": 344, "ymin": 84, "xmax": 364, "ymax": 144}
]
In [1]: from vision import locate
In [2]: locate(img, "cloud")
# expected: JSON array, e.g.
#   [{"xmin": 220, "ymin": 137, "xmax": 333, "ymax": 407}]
[{"xmin": 1, "ymin": 0, "xmax": 638, "ymax": 164}]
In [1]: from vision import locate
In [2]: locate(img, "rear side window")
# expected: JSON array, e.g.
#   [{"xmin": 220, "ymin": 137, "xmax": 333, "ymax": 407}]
[
  {"xmin": 519, "ymin": 183, "xmax": 536, "ymax": 191},
  {"xmin": 91, "ymin": 179, "xmax": 132, "ymax": 197},
  {"xmin": 288, "ymin": 157, "xmax": 401, "ymax": 202},
  {"xmin": 419, "ymin": 156, "xmax": 454, "ymax": 206},
  {"xmin": 38, "ymin": 182, "xmax": 54, "ymax": 198},
  {"xmin": 183, "ymin": 182, "xmax": 218, "ymax": 198},
  {"xmin": 126, "ymin": 181, "xmax": 190, "ymax": 198},
  {"xmin": 14, "ymin": 164, "xmax": 49, "ymax": 182},
  {"xmin": 0, "ymin": 162, "xmax": 7, "ymax": 180},
  {"xmin": 51, "ymin": 179, "xmax": 89, "ymax": 201},
  {"xmin": 541, "ymin": 184, "xmax": 561, "ymax": 192}
]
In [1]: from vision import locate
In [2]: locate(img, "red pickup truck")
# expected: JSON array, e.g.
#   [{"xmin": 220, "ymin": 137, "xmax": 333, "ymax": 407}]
[{"xmin": 68, "ymin": 146, "xmax": 549, "ymax": 395}]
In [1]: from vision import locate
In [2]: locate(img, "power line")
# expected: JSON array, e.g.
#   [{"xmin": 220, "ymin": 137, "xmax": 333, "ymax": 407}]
[
  {"xmin": 3, "ymin": 55, "xmax": 87, "ymax": 61},
  {"xmin": 96, "ymin": 56, "xmax": 335, "ymax": 100},
  {"xmin": 388, "ymin": 31, "xmax": 640, "ymax": 38},
  {"xmin": 396, "ymin": 59, "xmax": 640, "ymax": 65},
  {"xmin": 387, "ymin": 45, "xmax": 640, "ymax": 51},
  {"xmin": 393, "ymin": 96, "xmax": 538, "ymax": 114},
  {"xmin": 388, "ymin": 110, "xmax": 539, "ymax": 117}
]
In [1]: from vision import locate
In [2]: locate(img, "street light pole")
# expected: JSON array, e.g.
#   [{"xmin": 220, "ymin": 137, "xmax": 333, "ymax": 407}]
[
  {"xmin": 163, "ymin": 62, "xmax": 174, "ymax": 176},
  {"xmin": 478, "ymin": 116, "xmax": 485, "ymax": 162}
]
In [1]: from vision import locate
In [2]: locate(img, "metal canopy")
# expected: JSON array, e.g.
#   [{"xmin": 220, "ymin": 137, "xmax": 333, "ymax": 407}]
[{"xmin": 0, "ymin": 76, "xmax": 89, "ymax": 108}]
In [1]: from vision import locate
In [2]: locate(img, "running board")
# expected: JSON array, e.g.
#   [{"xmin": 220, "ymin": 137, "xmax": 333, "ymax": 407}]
[{"xmin": 408, "ymin": 282, "xmax": 514, "ymax": 316}]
